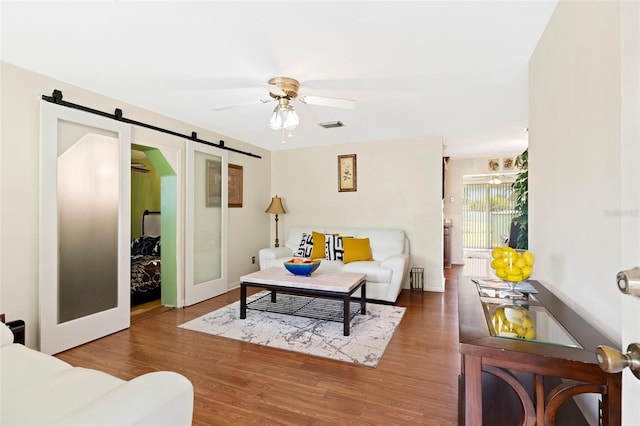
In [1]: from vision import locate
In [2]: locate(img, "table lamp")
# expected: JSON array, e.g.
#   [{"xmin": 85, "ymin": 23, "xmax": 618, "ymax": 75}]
[{"xmin": 265, "ymin": 195, "xmax": 286, "ymax": 247}]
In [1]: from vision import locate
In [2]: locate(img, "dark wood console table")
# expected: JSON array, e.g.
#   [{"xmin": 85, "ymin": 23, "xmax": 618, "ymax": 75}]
[{"xmin": 458, "ymin": 277, "xmax": 621, "ymax": 425}]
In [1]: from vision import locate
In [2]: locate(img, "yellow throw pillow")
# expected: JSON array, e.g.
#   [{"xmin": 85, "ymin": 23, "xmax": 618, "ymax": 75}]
[
  {"xmin": 310, "ymin": 231, "xmax": 326, "ymax": 259},
  {"xmin": 343, "ymin": 237, "xmax": 373, "ymax": 264}
]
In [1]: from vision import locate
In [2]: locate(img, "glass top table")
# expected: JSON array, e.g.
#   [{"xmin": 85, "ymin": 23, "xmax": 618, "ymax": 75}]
[
  {"xmin": 481, "ymin": 300, "xmax": 583, "ymax": 348},
  {"xmin": 458, "ymin": 276, "xmax": 622, "ymax": 426},
  {"xmin": 472, "ymin": 277, "xmax": 583, "ymax": 349}
]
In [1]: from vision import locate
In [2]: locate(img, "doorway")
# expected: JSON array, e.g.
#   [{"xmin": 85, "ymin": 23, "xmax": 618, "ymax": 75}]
[
  {"xmin": 130, "ymin": 148, "xmax": 162, "ymax": 315},
  {"xmin": 130, "ymin": 145, "xmax": 178, "ymax": 311}
]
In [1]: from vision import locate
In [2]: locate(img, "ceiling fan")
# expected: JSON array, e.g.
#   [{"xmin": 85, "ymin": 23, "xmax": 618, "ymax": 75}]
[
  {"xmin": 214, "ymin": 77, "xmax": 356, "ymax": 135},
  {"xmin": 131, "ymin": 150, "xmax": 150, "ymax": 173},
  {"xmin": 266, "ymin": 76, "xmax": 356, "ymax": 109},
  {"xmin": 131, "ymin": 162, "xmax": 150, "ymax": 173}
]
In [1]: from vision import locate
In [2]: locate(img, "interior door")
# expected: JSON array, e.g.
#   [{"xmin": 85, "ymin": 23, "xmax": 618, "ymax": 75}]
[
  {"xmin": 184, "ymin": 141, "xmax": 228, "ymax": 305},
  {"xmin": 620, "ymin": 0, "xmax": 640, "ymax": 420},
  {"xmin": 39, "ymin": 101, "xmax": 131, "ymax": 355}
]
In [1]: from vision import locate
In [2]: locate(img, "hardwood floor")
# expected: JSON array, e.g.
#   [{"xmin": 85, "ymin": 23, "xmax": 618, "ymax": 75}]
[{"xmin": 56, "ymin": 267, "xmax": 463, "ymax": 425}]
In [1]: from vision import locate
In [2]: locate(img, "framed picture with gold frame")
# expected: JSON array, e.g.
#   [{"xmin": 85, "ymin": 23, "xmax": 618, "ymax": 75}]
[
  {"xmin": 338, "ymin": 154, "xmax": 357, "ymax": 192},
  {"xmin": 228, "ymin": 163, "xmax": 243, "ymax": 208}
]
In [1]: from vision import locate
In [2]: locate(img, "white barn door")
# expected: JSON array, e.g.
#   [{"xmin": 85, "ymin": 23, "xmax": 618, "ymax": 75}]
[
  {"xmin": 184, "ymin": 141, "xmax": 228, "ymax": 305},
  {"xmin": 39, "ymin": 101, "xmax": 131, "ymax": 355}
]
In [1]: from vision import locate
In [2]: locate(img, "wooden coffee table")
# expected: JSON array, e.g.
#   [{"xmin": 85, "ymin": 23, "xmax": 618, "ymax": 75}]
[{"xmin": 239, "ymin": 267, "xmax": 366, "ymax": 336}]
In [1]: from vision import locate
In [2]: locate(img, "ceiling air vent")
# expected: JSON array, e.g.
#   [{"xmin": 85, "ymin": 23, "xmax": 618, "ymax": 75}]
[{"xmin": 318, "ymin": 121, "xmax": 345, "ymax": 129}]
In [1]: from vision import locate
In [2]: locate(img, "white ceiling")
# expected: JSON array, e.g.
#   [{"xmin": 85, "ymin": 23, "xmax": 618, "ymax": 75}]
[{"xmin": 0, "ymin": 1, "xmax": 557, "ymax": 158}]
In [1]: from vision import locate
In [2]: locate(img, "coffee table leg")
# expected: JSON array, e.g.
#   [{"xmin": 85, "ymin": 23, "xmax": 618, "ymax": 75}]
[
  {"xmin": 240, "ymin": 283, "xmax": 247, "ymax": 319},
  {"xmin": 343, "ymin": 296, "xmax": 350, "ymax": 336},
  {"xmin": 270, "ymin": 290, "xmax": 276, "ymax": 303},
  {"xmin": 360, "ymin": 281, "xmax": 367, "ymax": 314}
]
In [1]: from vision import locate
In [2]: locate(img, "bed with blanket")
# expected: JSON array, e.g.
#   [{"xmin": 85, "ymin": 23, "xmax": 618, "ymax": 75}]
[{"xmin": 130, "ymin": 210, "xmax": 161, "ymax": 307}]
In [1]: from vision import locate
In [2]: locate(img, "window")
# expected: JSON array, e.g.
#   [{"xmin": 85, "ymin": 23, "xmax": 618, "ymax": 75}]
[{"xmin": 463, "ymin": 178, "xmax": 517, "ymax": 249}]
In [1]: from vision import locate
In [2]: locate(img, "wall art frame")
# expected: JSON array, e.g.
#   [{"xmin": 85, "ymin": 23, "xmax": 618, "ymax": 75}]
[
  {"xmin": 228, "ymin": 163, "xmax": 243, "ymax": 208},
  {"xmin": 502, "ymin": 157, "xmax": 515, "ymax": 170},
  {"xmin": 338, "ymin": 154, "xmax": 357, "ymax": 192}
]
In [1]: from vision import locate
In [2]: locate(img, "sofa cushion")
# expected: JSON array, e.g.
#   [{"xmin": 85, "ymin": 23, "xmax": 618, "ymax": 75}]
[
  {"xmin": 310, "ymin": 231, "xmax": 326, "ymax": 259},
  {"xmin": 343, "ymin": 237, "xmax": 373, "ymax": 264},
  {"xmin": 324, "ymin": 234, "xmax": 345, "ymax": 261},
  {"xmin": 293, "ymin": 233, "xmax": 313, "ymax": 257},
  {"xmin": 317, "ymin": 259, "xmax": 344, "ymax": 272},
  {"xmin": 324, "ymin": 228, "xmax": 358, "ymax": 238},
  {"xmin": 356, "ymin": 229, "xmax": 406, "ymax": 260},
  {"xmin": 341, "ymin": 261, "xmax": 393, "ymax": 283}
]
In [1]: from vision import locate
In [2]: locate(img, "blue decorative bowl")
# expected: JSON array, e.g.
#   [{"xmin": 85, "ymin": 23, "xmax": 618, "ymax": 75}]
[{"xmin": 283, "ymin": 259, "xmax": 321, "ymax": 276}]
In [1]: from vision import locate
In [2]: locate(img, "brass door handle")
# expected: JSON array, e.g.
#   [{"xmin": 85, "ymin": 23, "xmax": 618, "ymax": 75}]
[{"xmin": 596, "ymin": 343, "xmax": 640, "ymax": 379}]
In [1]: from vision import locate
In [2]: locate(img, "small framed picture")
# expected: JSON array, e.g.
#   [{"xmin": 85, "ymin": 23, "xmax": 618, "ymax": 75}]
[
  {"xmin": 488, "ymin": 159, "xmax": 499, "ymax": 172},
  {"xmin": 228, "ymin": 164, "xmax": 243, "ymax": 208},
  {"xmin": 502, "ymin": 157, "xmax": 514, "ymax": 170},
  {"xmin": 338, "ymin": 154, "xmax": 357, "ymax": 192}
]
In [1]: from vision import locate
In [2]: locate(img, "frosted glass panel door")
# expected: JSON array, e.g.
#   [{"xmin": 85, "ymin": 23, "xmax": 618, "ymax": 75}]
[
  {"xmin": 195, "ymin": 154, "xmax": 222, "ymax": 282},
  {"xmin": 40, "ymin": 102, "xmax": 131, "ymax": 355},
  {"xmin": 185, "ymin": 142, "xmax": 228, "ymax": 305},
  {"xmin": 57, "ymin": 132, "xmax": 119, "ymax": 322}
]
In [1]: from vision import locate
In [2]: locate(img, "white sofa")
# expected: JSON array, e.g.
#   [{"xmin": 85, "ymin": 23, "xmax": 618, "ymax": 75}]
[
  {"xmin": 0, "ymin": 322, "xmax": 194, "ymax": 426},
  {"xmin": 259, "ymin": 227, "xmax": 410, "ymax": 303}
]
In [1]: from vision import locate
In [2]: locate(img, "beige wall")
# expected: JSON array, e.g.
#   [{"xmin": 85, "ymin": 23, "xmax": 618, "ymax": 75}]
[
  {"xmin": 271, "ymin": 136, "xmax": 444, "ymax": 291},
  {"xmin": 0, "ymin": 62, "xmax": 272, "ymax": 346},
  {"xmin": 530, "ymin": 0, "xmax": 622, "ymax": 342},
  {"xmin": 530, "ymin": 0, "xmax": 640, "ymax": 422}
]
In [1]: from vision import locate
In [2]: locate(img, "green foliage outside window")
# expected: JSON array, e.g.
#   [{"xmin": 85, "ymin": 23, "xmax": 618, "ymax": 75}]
[{"xmin": 466, "ymin": 194, "xmax": 513, "ymax": 212}]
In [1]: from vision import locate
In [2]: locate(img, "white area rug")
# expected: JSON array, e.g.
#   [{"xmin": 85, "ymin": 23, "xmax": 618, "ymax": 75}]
[{"xmin": 179, "ymin": 291, "xmax": 406, "ymax": 367}]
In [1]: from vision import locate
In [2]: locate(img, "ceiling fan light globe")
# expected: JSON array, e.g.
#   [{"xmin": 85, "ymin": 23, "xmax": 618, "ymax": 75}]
[
  {"xmin": 283, "ymin": 108, "xmax": 299, "ymax": 130},
  {"xmin": 269, "ymin": 108, "xmax": 283, "ymax": 129}
]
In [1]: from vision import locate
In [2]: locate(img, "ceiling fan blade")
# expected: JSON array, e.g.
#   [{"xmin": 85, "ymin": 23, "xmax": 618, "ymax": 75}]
[
  {"xmin": 213, "ymin": 99, "xmax": 273, "ymax": 111},
  {"xmin": 298, "ymin": 95, "xmax": 356, "ymax": 110}
]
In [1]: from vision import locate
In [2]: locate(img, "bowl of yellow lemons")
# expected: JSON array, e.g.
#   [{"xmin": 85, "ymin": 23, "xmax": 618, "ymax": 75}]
[{"xmin": 490, "ymin": 246, "xmax": 535, "ymax": 283}]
